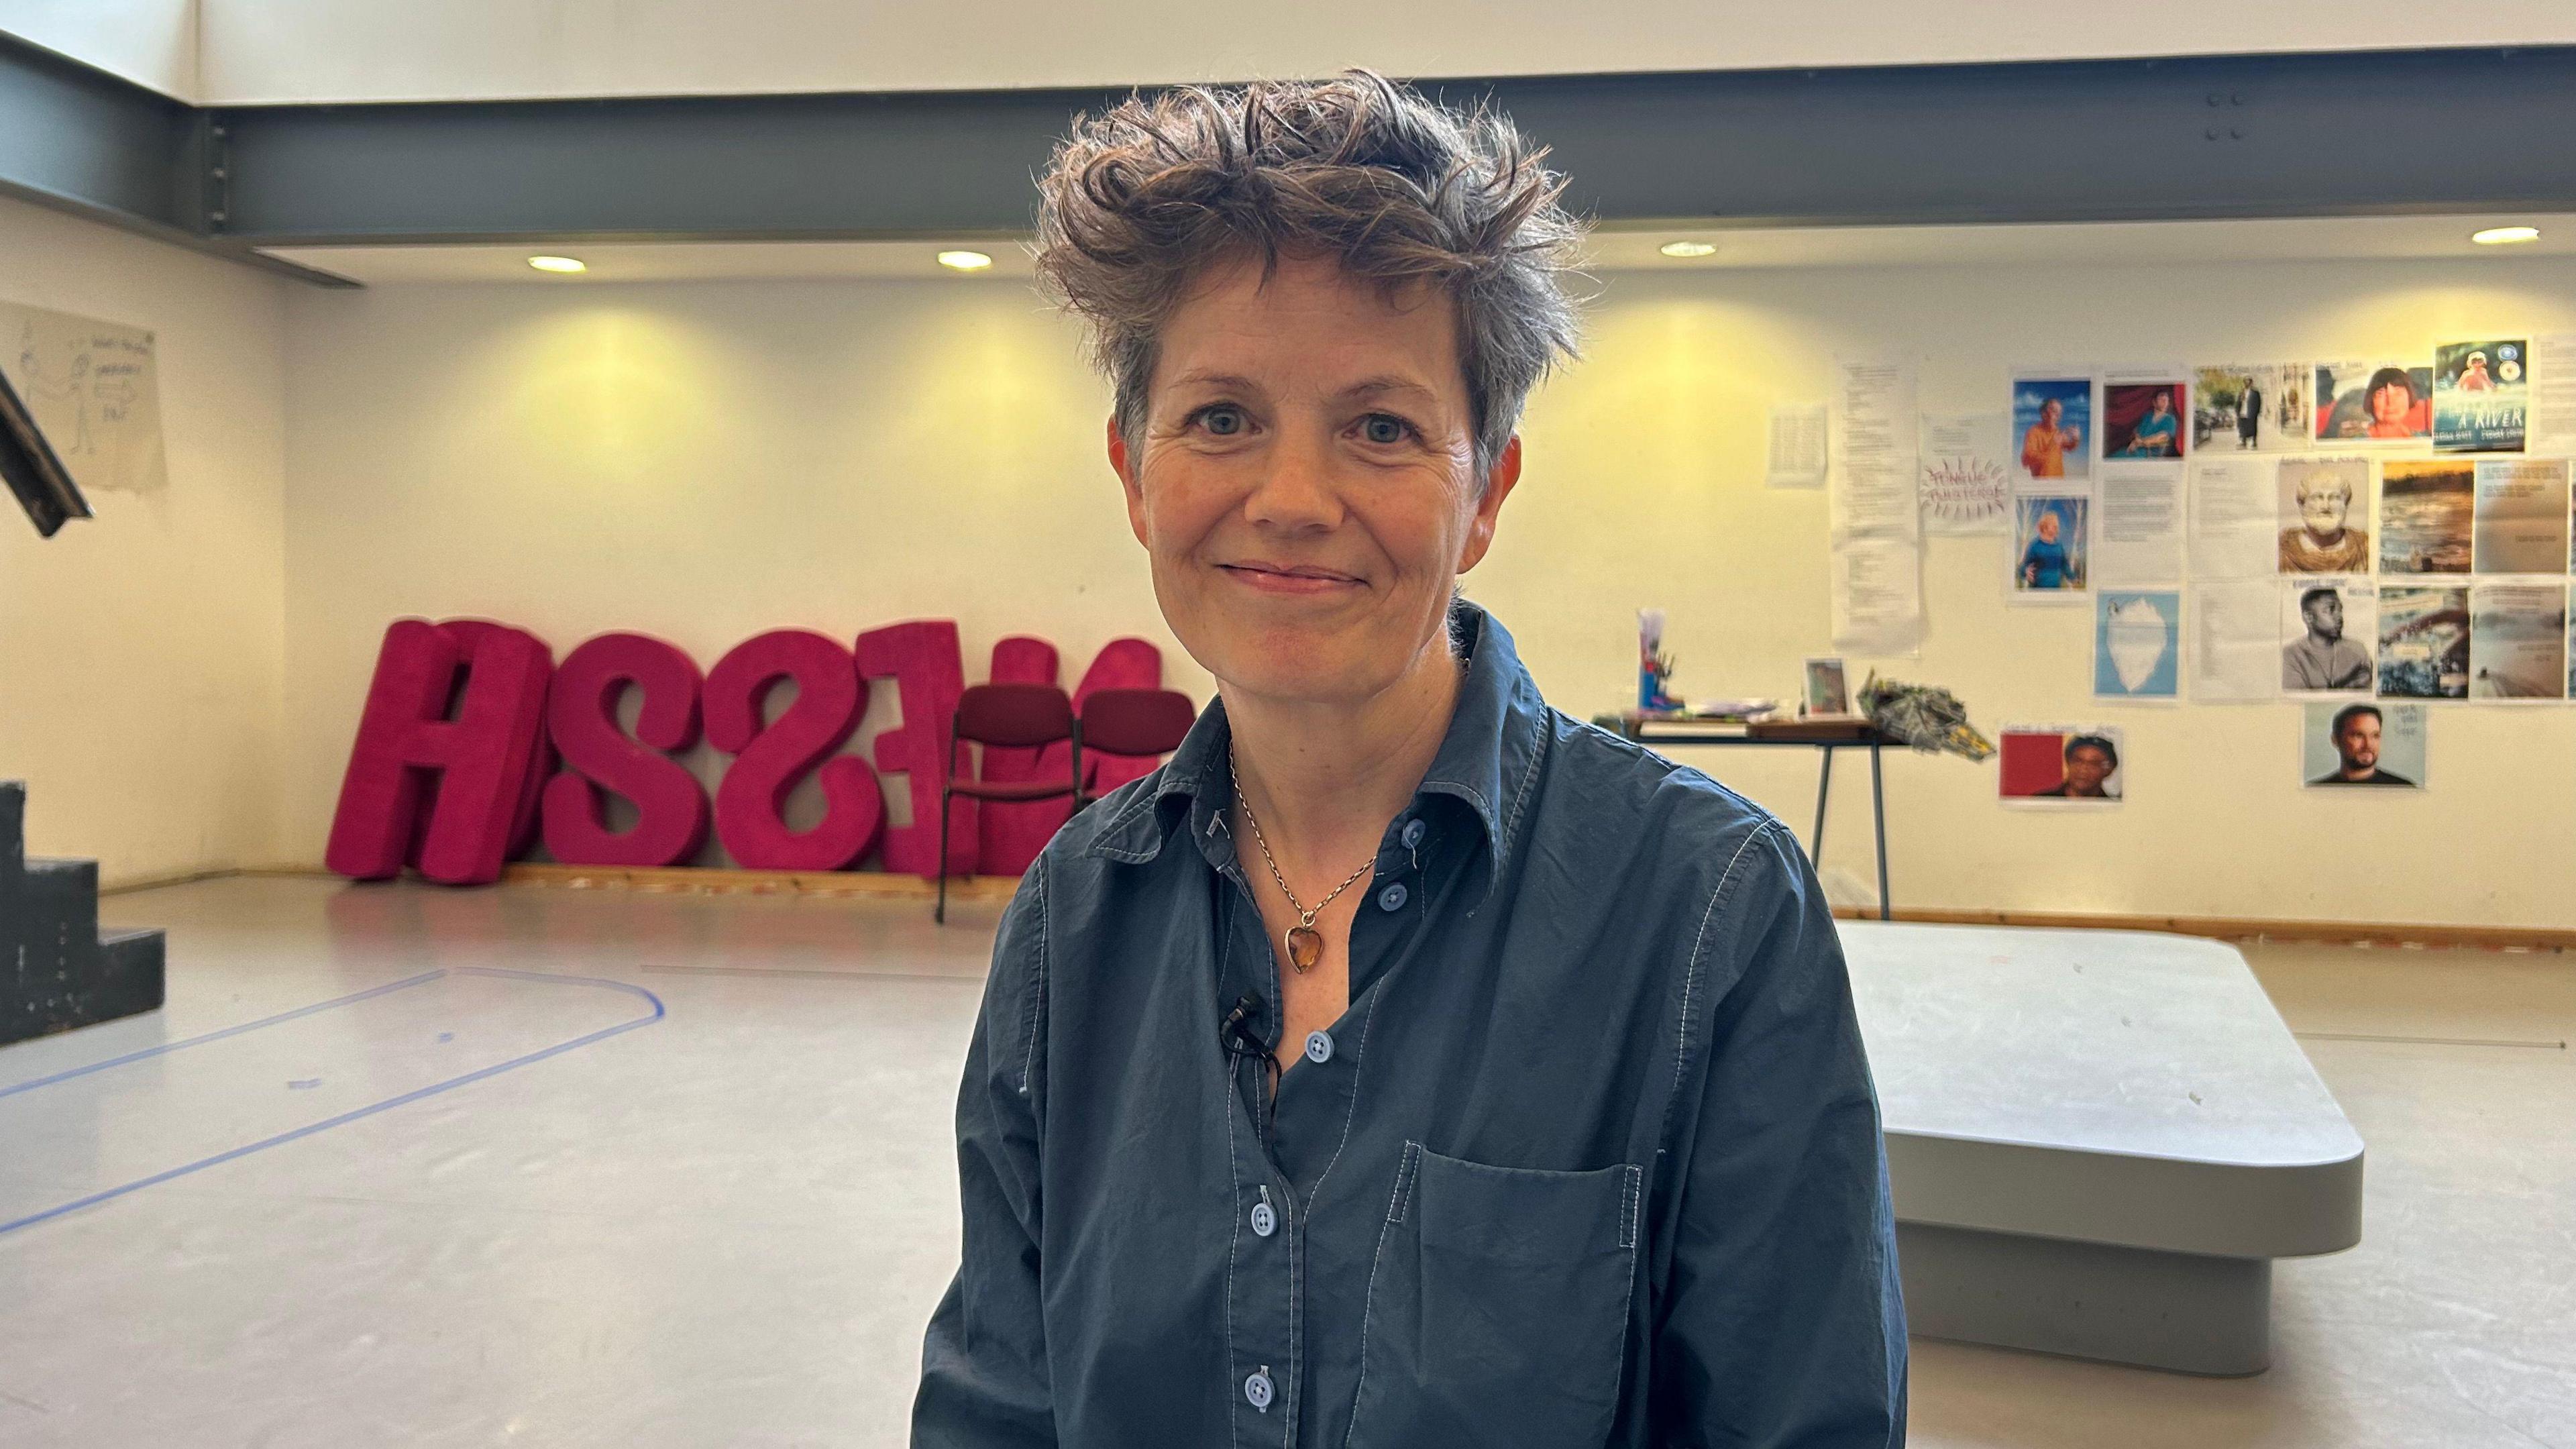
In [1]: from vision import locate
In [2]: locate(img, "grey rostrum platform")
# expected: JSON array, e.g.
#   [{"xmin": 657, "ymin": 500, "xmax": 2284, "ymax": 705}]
[
  {"xmin": 0, "ymin": 781, "xmax": 166, "ymax": 1048},
  {"xmin": 1842, "ymin": 922, "xmax": 2363, "ymax": 1376}
]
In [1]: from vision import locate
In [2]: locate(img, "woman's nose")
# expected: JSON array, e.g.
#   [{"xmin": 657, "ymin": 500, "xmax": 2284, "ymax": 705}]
[{"xmin": 1241, "ymin": 430, "xmax": 1344, "ymax": 531}]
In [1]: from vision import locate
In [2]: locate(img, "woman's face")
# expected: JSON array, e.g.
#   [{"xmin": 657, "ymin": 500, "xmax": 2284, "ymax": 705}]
[
  {"xmin": 1109, "ymin": 252, "xmax": 1517, "ymax": 708},
  {"xmin": 2149, "ymin": 391, "xmax": 2170, "ymax": 415},
  {"xmin": 2370, "ymin": 380, "xmax": 2411, "ymax": 424}
]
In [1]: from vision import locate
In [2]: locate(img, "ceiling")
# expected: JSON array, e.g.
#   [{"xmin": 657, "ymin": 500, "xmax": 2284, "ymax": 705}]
[{"xmin": 261, "ymin": 214, "xmax": 2576, "ymax": 288}]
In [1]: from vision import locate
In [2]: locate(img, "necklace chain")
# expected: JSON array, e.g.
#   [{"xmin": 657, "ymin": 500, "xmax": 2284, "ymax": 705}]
[{"xmin": 1230, "ymin": 750, "xmax": 1375, "ymax": 928}]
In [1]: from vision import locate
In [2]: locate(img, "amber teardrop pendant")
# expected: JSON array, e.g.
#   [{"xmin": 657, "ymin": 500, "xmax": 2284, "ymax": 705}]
[{"xmin": 1284, "ymin": 924, "xmax": 1324, "ymax": 974}]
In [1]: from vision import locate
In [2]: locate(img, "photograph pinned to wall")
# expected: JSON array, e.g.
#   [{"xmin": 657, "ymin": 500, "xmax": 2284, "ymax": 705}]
[
  {"xmin": 2191, "ymin": 580, "xmax": 2282, "ymax": 702},
  {"xmin": 1803, "ymin": 657, "xmax": 1854, "ymax": 716},
  {"xmin": 2193, "ymin": 363, "xmax": 2308, "ymax": 453},
  {"xmin": 2314, "ymin": 360, "xmax": 2432, "ymax": 444},
  {"xmin": 2093, "ymin": 590, "xmax": 2181, "ymax": 702},
  {"xmin": 2010, "ymin": 494, "xmax": 2090, "ymax": 602},
  {"xmin": 2466, "ymin": 582, "xmax": 2568, "ymax": 700},
  {"xmin": 2281, "ymin": 578, "xmax": 2377, "ymax": 695},
  {"xmin": 2567, "ymin": 586, "xmax": 2576, "ymax": 698},
  {"xmin": 1998, "ymin": 724, "xmax": 2125, "ymax": 806},
  {"xmin": 2377, "ymin": 460, "xmax": 2474, "ymax": 574},
  {"xmin": 2432, "ymin": 339, "xmax": 2528, "ymax": 454},
  {"xmin": 2101, "ymin": 378, "xmax": 2190, "ymax": 462},
  {"xmin": 1917, "ymin": 412, "xmax": 2011, "ymax": 533},
  {"xmin": 2276, "ymin": 457, "xmax": 2373, "ymax": 574},
  {"xmin": 2011, "ymin": 374, "xmax": 2093, "ymax": 482},
  {"xmin": 2376, "ymin": 584, "xmax": 2471, "ymax": 700},
  {"xmin": 2469, "ymin": 458, "xmax": 2571, "ymax": 574},
  {"xmin": 2190, "ymin": 457, "xmax": 2280, "ymax": 578},
  {"xmin": 2302, "ymin": 701, "xmax": 2427, "ymax": 789}
]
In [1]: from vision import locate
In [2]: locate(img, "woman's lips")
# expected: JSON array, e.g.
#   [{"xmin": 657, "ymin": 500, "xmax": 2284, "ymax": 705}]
[{"xmin": 1218, "ymin": 562, "xmax": 1362, "ymax": 596}]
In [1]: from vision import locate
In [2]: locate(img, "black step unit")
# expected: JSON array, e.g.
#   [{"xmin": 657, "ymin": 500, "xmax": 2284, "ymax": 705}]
[{"xmin": 1, "ymin": 781, "xmax": 166, "ymax": 1048}]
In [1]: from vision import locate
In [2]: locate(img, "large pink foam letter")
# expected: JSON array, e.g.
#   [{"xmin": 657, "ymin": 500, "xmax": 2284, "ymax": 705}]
[
  {"xmin": 326, "ymin": 619, "xmax": 555, "ymax": 885},
  {"xmin": 854, "ymin": 619, "xmax": 973, "ymax": 879},
  {"xmin": 541, "ymin": 633, "xmax": 711, "ymax": 867},
  {"xmin": 703, "ymin": 630, "xmax": 883, "ymax": 871},
  {"xmin": 441, "ymin": 619, "xmax": 553, "ymax": 859},
  {"xmin": 975, "ymin": 636, "xmax": 1066, "ymax": 875}
]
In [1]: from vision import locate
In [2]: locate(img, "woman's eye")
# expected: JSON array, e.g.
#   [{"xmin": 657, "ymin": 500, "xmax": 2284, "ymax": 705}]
[
  {"xmin": 1198, "ymin": 407, "xmax": 1246, "ymax": 437},
  {"xmin": 1360, "ymin": 414, "xmax": 1413, "ymax": 445}
]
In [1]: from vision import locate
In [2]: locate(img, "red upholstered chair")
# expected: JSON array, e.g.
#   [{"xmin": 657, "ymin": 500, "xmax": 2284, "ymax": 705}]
[
  {"xmin": 1075, "ymin": 689, "xmax": 1197, "ymax": 809},
  {"xmin": 938, "ymin": 684, "xmax": 1079, "ymax": 923}
]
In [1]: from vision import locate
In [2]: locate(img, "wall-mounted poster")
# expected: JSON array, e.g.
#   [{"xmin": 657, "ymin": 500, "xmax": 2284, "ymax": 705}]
[
  {"xmin": 2377, "ymin": 584, "xmax": 2471, "ymax": 699},
  {"xmin": 2302, "ymin": 702, "xmax": 2427, "ymax": 788},
  {"xmin": 2094, "ymin": 590, "xmax": 2182, "ymax": 700},
  {"xmin": 2012, "ymin": 376, "xmax": 2093, "ymax": 482},
  {"xmin": 2568, "ymin": 586, "xmax": 2576, "ymax": 698},
  {"xmin": 2377, "ymin": 460, "xmax": 2474, "ymax": 574},
  {"xmin": 2102, "ymin": 379, "xmax": 2189, "ymax": 462},
  {"xmin": 2314, "ymin": 360, "xmax": 2432, "ymax": 444},
  {"xmin": 2277, "ymin": 458, "xmax": 2373, "ymax": 574},
  {"xmin": 1998, "ymin": 724, "xmax": 2125, "ymax": 806},
  {"xmin": 2467, "ymin": 583, "xmax": 2568, "ymax": 700},
  {"xmin": 1918, "ymin": 411, "xmax": 2012, "ymax": 533},
  {"xmin": 2282, "ymin": 578, "xmax": 2376, "ymax": 695},
  {"xmin": 2432, "ymin": 339, "xmax": 2528, "ymax": 454},
  {"xmin": 2011, "ymin": 494, "xmax": 2090, "ymax": 601},
  {"xmin": 0, "ymin": 301, "xmax": 169, "ymax": 495},
  {"xmin": 2191, "ymin": 580, "xmax": 2282, "ymax": 702},
  {"xmin": 2469, "ymin": 458, "xmax": 2571, "ymax": 574},
  {"xmin": 2194, "ymin": 363, "xmax": 2308, "ymax": 453}
]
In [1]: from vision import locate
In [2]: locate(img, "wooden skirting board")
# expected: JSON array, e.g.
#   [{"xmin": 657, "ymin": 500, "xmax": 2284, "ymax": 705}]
[
  {"xmin": 104, "ymin": 864, "xmax": 2571, "ymax": 952},
  {"xmin": 1832, "ymin": 905, "xmax": 2574, "ymax": 953}
]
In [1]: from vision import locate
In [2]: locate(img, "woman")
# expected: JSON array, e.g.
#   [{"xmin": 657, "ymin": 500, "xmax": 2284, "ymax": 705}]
[
  {"xmin": 2114, "ymin": 388, "xmax": 2180, "ymax": 457},
  {"xmin": 915, "ymin": 72, "xmax": 1905, "ymax": 1447}
]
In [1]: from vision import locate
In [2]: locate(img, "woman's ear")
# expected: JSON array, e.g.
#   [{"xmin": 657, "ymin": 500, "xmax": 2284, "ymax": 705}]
[
  {"xmin": 1108, "ymin": 415, "xmax": 1149, "ymax": 547},
  {"xmin": 1456, "ymin": 434, "xmax": 1522, "ymax": 574}
]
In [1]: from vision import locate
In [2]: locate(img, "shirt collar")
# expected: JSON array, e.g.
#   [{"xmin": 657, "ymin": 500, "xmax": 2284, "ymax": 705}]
[{"xmin": 1086, "ymin": 598, "xmax": 1549, "ymax": 900}]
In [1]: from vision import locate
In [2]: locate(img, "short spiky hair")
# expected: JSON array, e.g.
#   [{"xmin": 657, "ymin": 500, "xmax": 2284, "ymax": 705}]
[{"xmin": 1032, "ymin": 69, "xmax": 1587, "ymax": 480}]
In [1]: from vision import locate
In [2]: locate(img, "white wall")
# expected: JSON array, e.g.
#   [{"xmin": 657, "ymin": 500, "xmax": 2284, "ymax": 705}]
[
  {"xmin": 0, "ymin": 0, "xmax": 197, "ymax": 99},
  {"xmin": 0, "ymin": 192, "xmax": 288, "ymax": 883},
  {"xmin": 201, "ymin": 0, "xmax": 2576, "ymax": 105},
  {"xmin": 278, "ymin": 252, "xmax": 2576, "ymax": 929}
]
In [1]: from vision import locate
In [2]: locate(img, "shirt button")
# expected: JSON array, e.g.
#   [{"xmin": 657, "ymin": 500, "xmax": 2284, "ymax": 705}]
[
  {"xmin": 1377, "ymin": 881, "xmax": 1409, "ymax": 912},
  {"xmin": 1250, "ymin": 1200, "xmax": 1276, "ymax": 1237},
  {"xmin": 1244, "ymin": 1369, "xmax": 1274, "ymax": 1411},
  {"xmin": 1400, "ymin": 817, "xmax": 1426, "ymax": 849},
  {"xmin": 1303, "ymin": 1030, "xmax": 1334, "ymax": 1064}
]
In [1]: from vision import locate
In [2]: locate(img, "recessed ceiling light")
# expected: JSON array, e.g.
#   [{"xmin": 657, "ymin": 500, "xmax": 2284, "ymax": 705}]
[
  {"xmin": 1658, "ymin": 240, "xmax": 1718, "ymax": 259},
  {"xmin": 2470, "ymin": 226, "xmax": 2540, "ymax": 246},
  {"xmin": 526, "ymin": 255, "xmax": 588, "ymax": 274},
  {"xmin": 938, "ymin": 250, "xmax": 996, "ymax": 272}
]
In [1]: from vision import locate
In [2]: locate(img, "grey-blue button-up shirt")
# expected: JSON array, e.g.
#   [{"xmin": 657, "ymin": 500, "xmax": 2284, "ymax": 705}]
[{"xmin": 915, "ymin": 601, "xmax": 1906, "ymax": 1447}]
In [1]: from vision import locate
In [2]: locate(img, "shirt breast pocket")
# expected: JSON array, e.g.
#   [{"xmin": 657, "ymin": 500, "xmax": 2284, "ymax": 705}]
[{"xmin": 1345, "ymin": 1141, "xmax": 1642, "ymax": 1449}]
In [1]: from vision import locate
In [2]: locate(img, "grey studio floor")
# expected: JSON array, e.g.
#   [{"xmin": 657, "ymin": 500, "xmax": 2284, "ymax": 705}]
[{"xmin": 0, "ymin": 877, "xmax": 2569, "ymax": 1448}]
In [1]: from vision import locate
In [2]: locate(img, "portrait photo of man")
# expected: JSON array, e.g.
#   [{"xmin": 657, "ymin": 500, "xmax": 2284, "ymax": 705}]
[
  {"xmin": 2278, "ymin": 460, "xmax": 2372, "ymax": 573},
  {"xmin": 2283, "ymin": 584, "xmax": 2373, "ymax": 692},
  {"xmin": 2308, "ymin": 704, "xmax": 2417, "ymax": 786}
]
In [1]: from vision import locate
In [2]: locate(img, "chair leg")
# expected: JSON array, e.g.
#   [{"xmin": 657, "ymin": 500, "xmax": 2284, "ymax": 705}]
[{"xmin": 935, "ymin": 785, "xmax": 951, "ymax": 924}]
